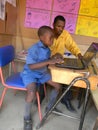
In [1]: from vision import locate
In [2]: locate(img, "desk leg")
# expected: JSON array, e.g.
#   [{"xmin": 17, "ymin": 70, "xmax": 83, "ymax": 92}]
[
  {"xmin": 79, "ymin": 86, "xmax": 90, "ymax": 130},
  {"xmin": 36, "ymin": 77, "xmax": 90, "ymax": 130}
]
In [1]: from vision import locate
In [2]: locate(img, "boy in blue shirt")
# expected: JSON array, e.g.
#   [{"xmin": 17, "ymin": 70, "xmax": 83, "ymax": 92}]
[{"xmin": 21, "ymin": 26, "xmax": 63, "ymax": 130}]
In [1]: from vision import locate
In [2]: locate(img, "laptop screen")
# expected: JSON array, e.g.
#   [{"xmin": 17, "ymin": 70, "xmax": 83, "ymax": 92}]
[{"xmin": 83, "ymin": 42, "xmax": 98, "ymax": 64}]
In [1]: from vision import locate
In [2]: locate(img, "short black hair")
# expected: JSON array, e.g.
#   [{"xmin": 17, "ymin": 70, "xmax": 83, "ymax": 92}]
[
  {"xmin": 38, "ymin": 25, "xmax": 53, "ymax": 37},
  {"xmin": 53, "ymin": 15, "xmax": 65, "ymax": 24}
]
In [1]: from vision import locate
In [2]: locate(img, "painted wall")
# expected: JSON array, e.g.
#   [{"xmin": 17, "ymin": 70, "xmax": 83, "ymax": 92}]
[{"xmin": 0, "ymin": 0, "xmax": 98, "ymax": 55}]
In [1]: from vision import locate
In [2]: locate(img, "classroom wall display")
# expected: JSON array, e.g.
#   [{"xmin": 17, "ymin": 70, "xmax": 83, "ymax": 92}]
[
  {"xmin": 25, "ymin": 0, "xmax": 80, "ymax": 33},
  {"xmin": 0, "ymin": 0, "xmax": 6, "ymax": 20},
  {"xmin": 7, "ymin": 0, "xmax": 16, "ymax": 7},
  {"xmin": 75, "ymin": 16, "xmax": 98, "ymax": 37},
  {"xmin": 76, "ymin": 0, "xmax": 98, "ymax": 37},
  {"xmin": 79, "ymin": 0, "xmax": 98, "ymax": 17},
  {"xmin": 24, "ymin": 0, "xmax": 98, "ymax": 38},
  {"xmin": 26, "ymin": 0, "xmax": 52, "ymax": 10},
  {"xmin": 24, "ymin": 8, "xmax": 51, "ymax": 28},
  {"xmin": 53, "ymin": 0, "xmax": 80, "ymax": 14},
  {"xmin": 0, "ymin": 0, "xmax": 16, "ymax": 20}
]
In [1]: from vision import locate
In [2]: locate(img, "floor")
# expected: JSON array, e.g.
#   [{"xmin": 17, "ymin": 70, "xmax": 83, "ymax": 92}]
[{"xmin": 0, "ymin": 87, "xmax": 98, "ymax": 130}]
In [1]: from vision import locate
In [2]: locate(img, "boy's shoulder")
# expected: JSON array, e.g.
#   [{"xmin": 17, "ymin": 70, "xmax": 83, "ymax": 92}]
[
  {"xmin": 28, "ymin": 41, "xmax": 45, "ymax": 53},
  {"xmin": 29, "ymin": 41, "xmax": 41, "ymax": 50},
  {"xmin": 63, "ymin": 30, "xmax": 69, "ymax": 35},
  {"xmin": 60, "ymin": 30, "xmax": 71, "ymax": 38}
]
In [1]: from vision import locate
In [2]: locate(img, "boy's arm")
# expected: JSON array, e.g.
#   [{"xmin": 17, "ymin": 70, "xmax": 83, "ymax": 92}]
[
  {"xmin": 78, "ymin": 53, "xmax": 83, "ymax": 60},
  {"xmin": 28, "ymin": 58, "xmax": 64, "ymax": 70},
  {"xmin": 64, "ymin": 32, "xmax": 81, "ymax": 57},
  {"xmin": 28, "ymin": 60, "xmax": 50, "ymax": 69}
]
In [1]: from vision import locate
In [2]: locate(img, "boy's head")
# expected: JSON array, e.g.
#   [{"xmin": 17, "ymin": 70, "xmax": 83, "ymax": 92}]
[
  {"xmin": 53, "ymin": 15, "xmax": 66, "ymax": 37},
  {"xmin": 38, "ymin": 26, "xmax": 54, "ymax": 47}
]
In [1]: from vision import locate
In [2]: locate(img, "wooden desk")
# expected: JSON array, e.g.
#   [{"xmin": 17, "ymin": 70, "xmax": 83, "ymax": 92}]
[
  {"xmin": 90, "ymin": 61, "xmax": 98, "ymax": 130},
  {"xmin": 49, "ymin": 62, "xmax": 98, "ymax": 90},
  {"xmin": 89, "ymin": 61, "xmax": 98, "ymax": 111},
  {"xmin": 49, "ymin": 61, "xmax": 98, "ymax": 110},
  {"xmin": 36, "ymin": 61, "xmax": 98, "ymax": 130},
  {"xmin": 91, "ymin": 88, "xmax": 98, "ymax": 110}
]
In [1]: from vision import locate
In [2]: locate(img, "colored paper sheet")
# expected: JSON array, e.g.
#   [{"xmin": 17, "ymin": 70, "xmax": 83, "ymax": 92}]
[
  {"xmin": 53, "ymin": 0, "xmax": 80, "ymax": 14},
  {"xmin": 7, "ymin": 0, "xmax": 16, "ymax": 7},
  {"xmin": 79, "ymin": 0, "xmax": 98, "ymax": 17},
  {"xmin": 51, "ymin": 12, "xmax": 78, "ymax": 34},
  {"xmin": 0, "ymin": 0, "xmax": 6, "ymax": 20},
  {"xmin": 75, "ymin": 16, "xmax": 98, "ymax": 37},
  {"xmin": 24, "ymin": 8, "xmax": 51, "ymax": 28},
  {"xmin": 26, "ymin": 0, "xmax": 52, "ymax": 10}
]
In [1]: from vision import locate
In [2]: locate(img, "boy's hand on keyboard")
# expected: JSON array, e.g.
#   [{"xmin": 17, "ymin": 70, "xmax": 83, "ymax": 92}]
[
  {"xmin": 78, "ymin": 53, "xmax": 83, "ymax": 60},
  {"xmin": 52, "ymin": 53, "xmax": 63, "ymax": 60},
  {"xmin": 49, "ymin": 57, "xmax": 64, "ymax": 65}
]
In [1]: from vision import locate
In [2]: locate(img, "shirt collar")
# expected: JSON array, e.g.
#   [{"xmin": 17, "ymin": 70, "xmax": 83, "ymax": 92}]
[
  {"xmin": 38, "ymin": 41, "xmax": 48, "ymax": 48},
  {"xmin": 55, "ymin": 30, "xmax": 64, "ymax": 40}
]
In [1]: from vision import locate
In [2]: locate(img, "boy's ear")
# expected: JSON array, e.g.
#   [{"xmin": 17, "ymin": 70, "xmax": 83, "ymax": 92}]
[{"xmin": 39, "ymin": 35, "xmax": 43, "ymax": 41}]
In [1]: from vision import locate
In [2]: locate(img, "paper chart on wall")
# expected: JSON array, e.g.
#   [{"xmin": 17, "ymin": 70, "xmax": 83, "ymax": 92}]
[
  {"xmin": 0, "ymin": 0, "xmax": 6, "ymax": 20},
  {"xmin": 75, "ymin": 16, "xmax": 98, "ymax": 37},
  {"xmin": 26, "ymin": 0, "xmax": 52, "ymax": 10},
  {"xmin": 7, "ymin": 0, "xmax": 16, "ymax": 7},
  {"xmin": 24, "ymin": 8, "xmax": 51, "ymax": 28},
  {"xmin": 51, "ymin": 12, "xmax": 78, "ymax": 34},
  {"xmin": 53, "ymin": 0, "xmax": 80, "ymax": 14},
  {"xmin": 79, "ymin": 0, "xmax": 98, "ymax": 17}
]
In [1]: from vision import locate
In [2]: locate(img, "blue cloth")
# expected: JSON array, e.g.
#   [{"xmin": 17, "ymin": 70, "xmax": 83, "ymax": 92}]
[{"xmin": 21, "ymin": 41, "xmax": 51, "ymax": 86}]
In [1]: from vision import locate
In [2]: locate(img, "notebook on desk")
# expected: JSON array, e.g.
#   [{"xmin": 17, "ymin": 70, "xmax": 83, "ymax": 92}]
[{"xmin": 55, "ymin": 42, "xmax": 98, "ymax": 70}]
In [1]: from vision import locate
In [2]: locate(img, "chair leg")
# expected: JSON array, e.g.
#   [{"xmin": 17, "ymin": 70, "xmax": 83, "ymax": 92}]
[
  {"xmin": 37, "ymin": 83, "xmax": 47, "ymax": 104},
  {"xmin": 43, "ymin": 84, "xmax": 47, "ymax": 97},
  {"xmin": 35, "ymin": 83, "xmax": 47, "ymax": 121},
  {"xmin": 0, "ymin": 87, "xmax": 8, "ymax": 108},
  {"xmin": 93, "ymin": 117, "xmax": 98, "ymax": 130},
  {"xmin": 36, "ymin": 91, "xmax": 42, "ymax": 121}
]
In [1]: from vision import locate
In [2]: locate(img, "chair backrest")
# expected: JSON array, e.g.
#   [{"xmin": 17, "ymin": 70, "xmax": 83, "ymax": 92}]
[{"xmin": 0, "ymin": 45, "xmax": 15, "ymax": 67}]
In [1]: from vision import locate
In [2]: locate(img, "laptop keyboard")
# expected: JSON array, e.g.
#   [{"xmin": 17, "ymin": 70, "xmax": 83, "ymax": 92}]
[
  {"xmin": 65, "ymin": 58, "xmax": 80, "ymax": 66},
  {"xmin": 55, "ymin": 58, "xmax": 85, "ymax": 69}
]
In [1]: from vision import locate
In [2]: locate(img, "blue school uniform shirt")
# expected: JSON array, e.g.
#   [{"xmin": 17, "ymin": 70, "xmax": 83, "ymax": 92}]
[{"xmin": 21, "ymin": 41, "xmax": 51, "ymax": 86}]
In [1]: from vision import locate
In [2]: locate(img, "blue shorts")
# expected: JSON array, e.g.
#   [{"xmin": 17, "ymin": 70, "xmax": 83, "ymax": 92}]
[{"xmin": 21, "ymin": 71, "xmax": 51, "ymax": 87}]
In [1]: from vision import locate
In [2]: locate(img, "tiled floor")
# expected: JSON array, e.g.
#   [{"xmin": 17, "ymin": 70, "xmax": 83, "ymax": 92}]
[{"xmin": 0, "ymin": 88, "xmax": 98, "ymax": 130}]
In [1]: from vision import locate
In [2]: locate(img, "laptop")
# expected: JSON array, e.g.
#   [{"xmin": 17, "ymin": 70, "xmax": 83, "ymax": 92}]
[{"xmin": 55, "ymin": 42, "xmax": 98, "ymax": 70}]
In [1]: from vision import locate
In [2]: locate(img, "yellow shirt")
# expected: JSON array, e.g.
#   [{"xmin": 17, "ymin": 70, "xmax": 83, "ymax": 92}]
[{"xmin": 50, "ymin": 30, "xmax": 81, "ymax": 57}]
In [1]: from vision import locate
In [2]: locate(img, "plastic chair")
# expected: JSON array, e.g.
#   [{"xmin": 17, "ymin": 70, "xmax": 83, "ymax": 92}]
[{"xmin": 0, "ymin": 45, "xmax": 46, "ymax": 121}]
